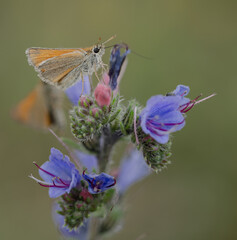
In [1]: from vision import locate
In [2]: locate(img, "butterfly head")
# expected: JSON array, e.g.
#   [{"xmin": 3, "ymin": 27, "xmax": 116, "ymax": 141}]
[
  {"xmin": 92, "ymin": 43, "xmax": 105, "ymax": 57},
  {"xmin": 92, "ymin": 35, "xmax": 116, "ymax": 57}
]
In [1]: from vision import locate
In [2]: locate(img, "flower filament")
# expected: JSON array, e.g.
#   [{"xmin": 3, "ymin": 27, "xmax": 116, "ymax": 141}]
[{"xmin": 30, "ymin": 162, "xmax": 70, "ymax": 188}]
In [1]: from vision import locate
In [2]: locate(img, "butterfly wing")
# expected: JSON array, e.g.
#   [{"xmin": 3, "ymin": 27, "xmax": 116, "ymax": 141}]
[
  {"xmin": 26, "ymin": 47, "xmax": 92, "ymax": 89},
  {"xmin": 12, "ymin": 83, "xmax": 65, "ymax": 130}
]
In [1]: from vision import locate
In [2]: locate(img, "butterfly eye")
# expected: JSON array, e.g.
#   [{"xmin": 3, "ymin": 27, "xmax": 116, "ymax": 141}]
[{"xmin": 93, "ymin": 47, "xmax": 100, "ymax": 53}]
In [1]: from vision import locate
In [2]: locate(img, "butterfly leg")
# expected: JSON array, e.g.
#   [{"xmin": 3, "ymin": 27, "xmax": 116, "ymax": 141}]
[
  {"xmin": 102, "ymin": 63, "xmax": 108, "ymax": 72},
  {"xmin": 94, "ymin": 65, "xmax": 101, "ymax": 82},
  {"xmin": 80, "ymin": 73, "xmax": 84, "ymax": 96},
  {"xmin": 88, "ymin": 74, "xmax": 93, "ymax": 89}
]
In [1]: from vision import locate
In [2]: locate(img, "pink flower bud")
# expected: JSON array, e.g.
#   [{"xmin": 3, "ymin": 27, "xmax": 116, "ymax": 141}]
[
  {"xmin": 102, "ymin": 73, "xmax": 110, "ymax": 86},
  {"xmin": 79, "ymin": 189, "xmax": 93, "ymax": 201},
  {"xmin": 91, "ymin": 107, "xmax": 100, "ymax": 115},
  {"xmin": 91, "ymin": 107, "xmax": 102, "ymax": 118},
  {"xmin": 79, "ymin": 96, "xmax": 92, "ymax": 108},
  {"xmin": 94, "ymin": 83, "xmax": 111, "ymax": 107}
]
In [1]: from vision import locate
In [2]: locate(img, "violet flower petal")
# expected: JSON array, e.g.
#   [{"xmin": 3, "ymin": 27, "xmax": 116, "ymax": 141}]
[
  {"xmin": 74, "ymin": 150, "xmax": 98, "ymax": 173},
  {"xmin": 52, "ymin": 203, "xmax": 90, "ymax": 240},
  {"xmin": 109, "ymin": 44, "xmax": 130, "ymax": 90},
  {"xmin": 65, "ymin": 75, "xmax": 91, "ymax": 105},
  {"xmin": 117, "ymin": 148, "xmax": 151, "ymax": 194},
  {"xmin": 83, "ymin": 172, "xmax": 116, "ymax": 194},
  {"xmin": 34, "ymin": 148, "xmax": 81, "ymax": 198},
  {"xmin": 172, "ymin": 85, "xmax": 190, "ymax": 106},
  {"xmin": 140, "ymin": 93, "xmax": 187, "ymax": 144},
  {"xmin": 173, "ymin": 85, "xmax": 190, "ymax": 97}
]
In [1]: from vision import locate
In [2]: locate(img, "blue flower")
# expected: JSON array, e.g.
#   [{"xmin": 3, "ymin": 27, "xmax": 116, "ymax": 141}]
[
  {"xmin": 52, "ymin": 203, "xmax": 90, "ymax": 240},
  {"xmin": 65, "ymin": 75, "xmax": 91, "ymax": 105},
  {"xmin": 140, "ymin": 85, "xmax": 206, "ymax": 144},
  {"xmin": 30, "ymin": 148, "xmax": 81, "ymax": 198},
  {"xmin": 82, "ymin": 171, "xmax": 116, "ymax": 194},
  {"xmin": 109, "ymin": 44, "xmax": 130, "ymax": 90},
  {"xmin": 117, "ymin": 148, "xmax": 151, "ymax": 194},
  {"xmin": 140, "ymin": 94, "xmax": 187, "ymax": 144}
]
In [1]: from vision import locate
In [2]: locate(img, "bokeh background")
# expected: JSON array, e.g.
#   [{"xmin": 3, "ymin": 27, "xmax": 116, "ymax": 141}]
[{"xmin": 1, "ymin": 0, "xmax": 236, "ymax": 239}]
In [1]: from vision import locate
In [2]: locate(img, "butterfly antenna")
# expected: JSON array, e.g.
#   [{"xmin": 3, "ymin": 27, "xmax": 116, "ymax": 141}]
[
  {"xmin": 103, "ymin": 35, "xmax": 116, "ymax": 45},
  {"xmin": 131, "ymin": 50, "xmax": 153, "ymax": 60},
  {"xmin": 104, "ymin": 44, "xmax": 115, "ymax": 49}
]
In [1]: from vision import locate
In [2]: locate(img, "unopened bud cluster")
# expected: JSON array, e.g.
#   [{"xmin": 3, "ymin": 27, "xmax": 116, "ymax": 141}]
[
  {"xmin": 70, "ymin": 94, "xmax": 123, "ymax": 141},
  {"xmin": 131, "ymin": 126, "xmax": 172, "ymax": 171},
  {"xmin": 58, "ymin": 181, "xmax": 116, "ymax": 230}
]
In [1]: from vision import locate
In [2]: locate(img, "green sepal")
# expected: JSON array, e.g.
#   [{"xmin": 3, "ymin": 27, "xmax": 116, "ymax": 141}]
[
  {"xmin": 102, "ymin": 188, "xmax": 116, "ymax": 203},
  {"xmin": 57, "ymin": 187, "xmax": 105, "ymax": 230},
  {"xmin": 119, "ymin": 122, "xmax": 127, "ymax": 135},
  {"xmin": 131, "ymin": 125, "xmax": 172, "ymax": 172},
  {"xmin": 109, "ymin": 109, "xmax": 121, "ymax": 123}
]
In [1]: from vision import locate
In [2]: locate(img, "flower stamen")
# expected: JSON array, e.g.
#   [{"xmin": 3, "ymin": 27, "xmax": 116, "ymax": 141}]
[
  {"xmin": 31, "ymin": 163, "xmax": 70, "ymax": 189},
  {"xmin": 33, "ymin": 162, "xmax": 56, "ymax": 178},
  {"xmin": 180, "ymin": 95, "xmax": 202, "ymax": 113},
  {"xmin": 195, "ymin": 93, "xmax": 216, "ymax": 105}
]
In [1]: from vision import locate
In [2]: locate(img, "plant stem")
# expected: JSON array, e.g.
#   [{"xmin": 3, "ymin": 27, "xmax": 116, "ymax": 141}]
[
  {"xmin": 88, "ymin": 217, "xmax": 100, "ymax": 240},
  {"xmin": 97, "ymin": 126, "xmax": 120, "ymax": 172},
  {"xmin": 88, "ymin": 127, "xmax": 120, "ymax": 240}
]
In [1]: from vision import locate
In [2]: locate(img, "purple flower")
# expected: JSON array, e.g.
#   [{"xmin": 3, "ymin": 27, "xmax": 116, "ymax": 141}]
[
  {"xmin": 140, "ymin": 85, "xmax": 208, "ymax": 144},
  {"xmin": 82, "ymin": 171, "xmax": 116, "ymax": 194},
  {"xmin": 117, "ymin": 148, "xmax": 151, "ymax": 194},
  {"xmin": 140, "ymin": 94, "xmax": 186, "ymax": 144},
  {"xmin": 52, "ymin": 203, "xmax": 90, "ymax": 240},
  {"xmin": 30, "ymin": 148, "xmax": 81, "ymax": 198},
  {"xmin": 109, "ymin": 44, "xmax": 130, "ymax": 90},
  {"xmin": 65, "ymin": 75, "xmax": 91, "ymax": 105}
]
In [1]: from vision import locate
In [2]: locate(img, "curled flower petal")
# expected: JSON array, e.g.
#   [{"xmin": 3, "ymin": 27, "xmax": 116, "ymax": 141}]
[
  {"xmin": 82, "ymin": 171, "xmax": 116, "ymax": 194},
  {"xmin": 109, "ymin": 44, "xmax": 130, "ymax": 90},
  {"xmin": 172, "ymin": 84, "xmax": 190, "ymax": 106},
  {"xmin": 172, "ymin": 85, "xmax": 190, "ymax": 97}
]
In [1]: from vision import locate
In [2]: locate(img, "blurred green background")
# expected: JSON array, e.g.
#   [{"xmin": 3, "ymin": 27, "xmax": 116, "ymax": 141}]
[{"xmin": 1, "ymin": 0, "xmax": 236, "ymax": 239}]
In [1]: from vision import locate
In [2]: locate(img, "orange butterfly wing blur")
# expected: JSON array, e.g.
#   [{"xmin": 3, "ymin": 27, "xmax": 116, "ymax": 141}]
[{"xmin": 12, "ymin": 82, "xmax": 65, "ymax": 130}]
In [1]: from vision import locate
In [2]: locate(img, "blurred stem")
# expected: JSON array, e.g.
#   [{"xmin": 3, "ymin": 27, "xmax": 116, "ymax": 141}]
[
  {"xmin": 89, "ymin": 217, "xmax": 100, "ymax": 240},
  {"xmin": 88, "ymin": 127, "xmax": 120, "ymax": 240},
  {"xmin": 97, "ymin": 126, "xmax": 120, "ymax": 172}
]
